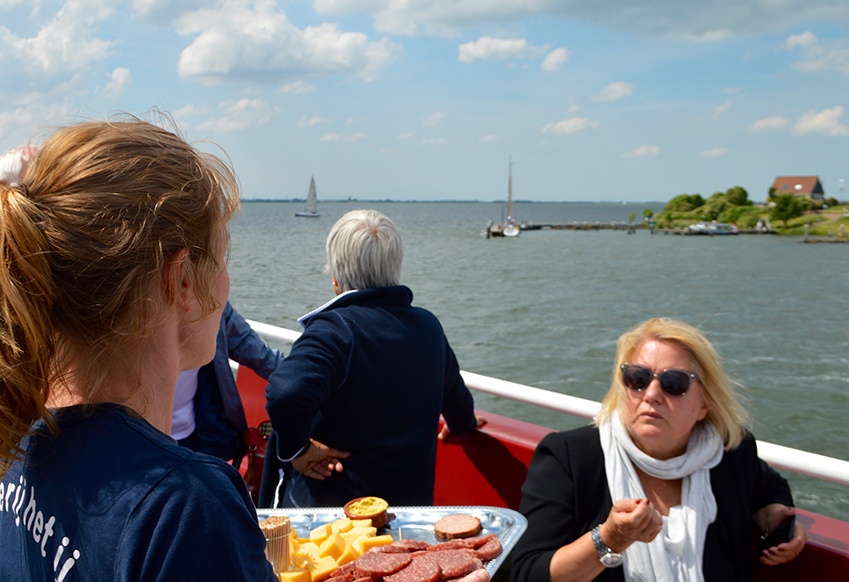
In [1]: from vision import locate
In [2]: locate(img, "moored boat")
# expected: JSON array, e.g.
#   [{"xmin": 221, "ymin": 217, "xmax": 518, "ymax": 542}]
[
  {"xmin": 686, "ymin": 221, "xmax": 738, "ymax": 235},
  {"xmin": 235, "ymin": 320, "xmax": 849, "ymax": 580},
  {"xmin": 486, "ymin": 157, "xmax": 520, "ymax": 238}
]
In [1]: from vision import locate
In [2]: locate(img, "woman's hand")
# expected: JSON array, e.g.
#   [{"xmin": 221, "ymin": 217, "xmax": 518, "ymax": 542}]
[
  {"xmin": 548, "ymin": 497, "xmax": 663, "ymax": 582},
  {"xmin": 291, "ymin": 439, "xmax": 350, "ymax": 480},
  {"xmin": 755, "ymin": 505, "xmax": 808, "ymax": 566},
  {"xmin": 601, "ymin": 498, "xmax": 664, "ymax": 551}
]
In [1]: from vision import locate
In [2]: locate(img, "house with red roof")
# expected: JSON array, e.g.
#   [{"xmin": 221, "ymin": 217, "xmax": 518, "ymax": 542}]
[{"xmin": 770, "ymin": 176, "xmax": 825, "ymax": 201}]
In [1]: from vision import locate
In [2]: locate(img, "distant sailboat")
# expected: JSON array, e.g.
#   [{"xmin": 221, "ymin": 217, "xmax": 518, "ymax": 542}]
[
  {"xmin": 486, "ymin": 157, "xmax": 520, "ymax": 238},
  {"xmin": 295, "ymin": 176, "xmax": 320, "ymax": 218}
]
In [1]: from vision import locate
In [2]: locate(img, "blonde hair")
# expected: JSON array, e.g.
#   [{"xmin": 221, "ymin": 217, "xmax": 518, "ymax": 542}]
[
  {"xmin": 596, "ymin": 318, "xmax": 748, "ymax": 450},
  {"xmin": 325, "ymin": 209, "xmax": 403, "ymax": 292},
  {"xmin": 0, "ymin": 115, "xmax": 239, "ymax": 476}
]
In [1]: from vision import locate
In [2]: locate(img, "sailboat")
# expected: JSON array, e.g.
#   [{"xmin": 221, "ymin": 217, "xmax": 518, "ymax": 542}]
[
  {"xmin": 486, "ymin": 157, "xmax": 520, "ymax": 238},
  {"xmin": 295, "ymin": 176, "xmax": 320, "ymax": 218}
]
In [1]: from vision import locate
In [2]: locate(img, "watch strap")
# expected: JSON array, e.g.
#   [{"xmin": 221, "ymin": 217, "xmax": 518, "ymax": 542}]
[
  {"xmin": 591, "ymin": 524, "xmax": 623, "ymax": 568},
  {"xmin": 591, "ymin": 525, "xmax": 608, "ymax": 557}
]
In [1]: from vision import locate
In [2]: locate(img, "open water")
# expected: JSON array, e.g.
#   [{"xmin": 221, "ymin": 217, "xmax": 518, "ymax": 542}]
[{"xmin": 228, "ymin": 201, "xmax": 849, "ymax": 521}]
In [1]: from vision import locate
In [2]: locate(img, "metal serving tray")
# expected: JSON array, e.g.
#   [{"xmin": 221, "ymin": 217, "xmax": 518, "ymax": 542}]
[{"xmin": 257, "ymin": 505, "xmax": 527, "ymax": 576}]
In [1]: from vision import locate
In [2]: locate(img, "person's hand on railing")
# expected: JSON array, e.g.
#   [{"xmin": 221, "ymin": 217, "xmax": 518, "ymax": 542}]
[{"xmin": 438, "ymin": 416, "xmax": 488, "ymax": 440}]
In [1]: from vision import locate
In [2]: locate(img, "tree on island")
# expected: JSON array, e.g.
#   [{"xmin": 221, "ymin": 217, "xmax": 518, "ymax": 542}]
[
  {"xmin": 770, "ymin": 193, "xmax": 806, "ymax": 227},
  {"xmin": 655, "ymin": 186, "xmax": 760, "ymax": 228}
]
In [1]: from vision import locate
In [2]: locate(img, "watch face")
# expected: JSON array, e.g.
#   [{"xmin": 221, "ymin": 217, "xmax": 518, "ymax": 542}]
[{"xmin": 600, "ymin": 551, "xmax": 623, "ymax": 568}]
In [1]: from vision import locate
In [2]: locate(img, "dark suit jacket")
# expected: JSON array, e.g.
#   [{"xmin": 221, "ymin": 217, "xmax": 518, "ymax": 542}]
[
  {"xmin": 192, "ymin": 302, "xmax": 282, "ymax": 460},
  {"xmin": 510, "ymin": 425, "xmax": 793, "ymax": 582},
  {"xmin": 260, "ymin": 286, "xmax": 477, "ymax": 508}
]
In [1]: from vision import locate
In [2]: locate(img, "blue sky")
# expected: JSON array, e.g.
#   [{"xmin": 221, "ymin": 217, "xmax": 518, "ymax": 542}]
[{"xmin": 2, "ymin": 1, "xmax": 849, "ymax": 202}]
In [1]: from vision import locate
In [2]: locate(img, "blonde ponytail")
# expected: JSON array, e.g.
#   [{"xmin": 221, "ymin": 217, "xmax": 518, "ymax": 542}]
[{"xmin": 0, "ymin": 183, "xmax": 56, "ymax": 475}]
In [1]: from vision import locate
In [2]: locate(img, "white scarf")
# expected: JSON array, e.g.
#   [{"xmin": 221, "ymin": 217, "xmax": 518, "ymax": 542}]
[{"xmin": 598, "ymin": 411, "xmax": 724, "ymax": 582}]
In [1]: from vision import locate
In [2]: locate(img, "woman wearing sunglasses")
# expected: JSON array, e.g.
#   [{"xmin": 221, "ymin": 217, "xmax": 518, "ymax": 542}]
[{"xmin": 511, "ymin": 317, "xmax": 806, "ymax": 582}]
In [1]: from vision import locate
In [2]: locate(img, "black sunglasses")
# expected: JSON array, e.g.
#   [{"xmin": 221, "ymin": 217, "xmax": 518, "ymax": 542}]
[{"xmin": 620, "ymin": 363, "xmax": 699, "ymax": 396}]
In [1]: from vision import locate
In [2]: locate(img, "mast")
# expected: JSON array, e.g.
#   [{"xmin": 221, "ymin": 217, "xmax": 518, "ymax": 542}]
[{"xmin": 507, "ymin": 156, "xmax": 513, "ymax": 220}]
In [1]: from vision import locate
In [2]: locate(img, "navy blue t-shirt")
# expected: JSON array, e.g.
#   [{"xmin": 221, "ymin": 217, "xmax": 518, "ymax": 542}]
[{"xmin": 0, "ymin": 404, "xmax": 275, "ymax": 581}]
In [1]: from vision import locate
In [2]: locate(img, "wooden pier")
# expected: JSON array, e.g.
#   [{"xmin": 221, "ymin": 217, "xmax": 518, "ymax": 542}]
[{"xmin": 518, "ymin": 223, "xmax": 777, "ymax": 235}]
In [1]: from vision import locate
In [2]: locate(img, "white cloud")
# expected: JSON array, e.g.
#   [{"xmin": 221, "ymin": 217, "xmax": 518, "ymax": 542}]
[
  {"xmin": 541, "ymin": 117, "xmax": 599, "ymax": 135},
  {"xmin": 480, "ymin": 134, "xmax": 499, "ymax": 143},
  {"xmin": 591, "ymin": 82, "xmax": 633, "ymax": 102},
  {"xmin": 622, "ymin": 145, "xmax": 660, "ymax": 158},
  {"xmin": 105, "ymin": 67, "xmax": 131, "ymax": 98},
  {"xmin": 314, "ymin": 0, "xmax": 849, "ymax": 40},
  {"xmin": 0, "ymin": 2, "xmax": 114, "ymax": 90},
  {"xmin": 176, "ymin": 4, "xmax": 401, "ymax": 84},
  {"xmin": 701, "ymin": 147, "xmax": 729, "ymax": 158},
  {"xmin": 279, "ymin": 80, "xmax": 318, "ymax": 94},
  {"xmin": 784, "ymin": 31, "xmax": 849, "ymax": 76},
  {"xmin": 297, "ymin": 116, "xmax": 329, "ymax": 128},
  {"xmin": 420, "ymin": 137, "xmax": 447, "ymax": 145},
  {"xmin": 792, "ymin": 106, "xmax": 849, "ymax": 136},
  {"xmin": 749, "ymin": 116, "xmax": 789, "ymax": 132},
  {"xmin": 0, "ymin": 106, "xmax": 39, "ymax": 147},
  {"xmin": 541, "ymin": 47, "xmax": 569, "ymax": 72},
  {"xmin": 397, "ymin": 132, "xmax": 415, "ymax": 140},
  {"xmin": 713, "ymin": 100, "xmax": 732, "ymax": 118},
  {"xmin": 173, "ymin": 104, "xmax": 207, "ymax": 120},
  {"xmin": 131, "ymin": 0, "xmax": 208, "ymax": 25},
  {"xmin": 320, "ymin": 132, "xmax": 367, "ymax": 142},
  {"xmin": 423, "ymin": 111, "xmax": 445, "ymax": 126},
  {"xmin": 458, "ymin": 37, "xmax": 541, "ymax": 62},
  {"xmin": 785, "ymin": 31, "xmax": 817, "ymax": 49},
  {"xmin": 195, "ymin": 99, "xmax": 274, "ymax": 133}
]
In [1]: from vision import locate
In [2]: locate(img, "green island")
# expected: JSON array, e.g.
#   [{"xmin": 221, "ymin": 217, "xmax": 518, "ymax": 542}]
[{"xmin": 648, "ymin": 186, "xmax": 849, "ymax": 237}]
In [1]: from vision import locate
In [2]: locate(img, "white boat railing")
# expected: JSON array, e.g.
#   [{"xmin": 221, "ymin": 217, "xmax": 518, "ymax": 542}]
[{"xmin": 247, "ymin": 320, "xmax": 849, "ymax": 488}]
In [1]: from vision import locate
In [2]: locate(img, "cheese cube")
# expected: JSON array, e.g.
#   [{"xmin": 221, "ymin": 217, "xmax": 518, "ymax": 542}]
[
  {"xmin": 341, "ymin": 526, "xmax": 377, "ymax": 542},
  {"xmin": 353, "ymin": 533, "xmax": 393, "ymax": 555},
  {"xmin": 337, "ymin": 541, "xmax": 361, "ymax": 566},
  {"xmin": 305, "ymin": 555, "xmax": 338, "ymax": 582},
  {"xmin": 350, "ymin": 518, "xmax": 372, "ymax": 528},
  {"xmin": 318, "ymin": 531, "xmax": 346, "ymax": 561},
  {"xmin": 309, "ymin": 523, "xmax": 332, "ymax": 545},
  {"xmin": 278, "ymin": 568, "xmax": 310, "ymax": 582},
  {"xmin": 331, "ymin": 517, "xmax": 354, "ymax": 533}
]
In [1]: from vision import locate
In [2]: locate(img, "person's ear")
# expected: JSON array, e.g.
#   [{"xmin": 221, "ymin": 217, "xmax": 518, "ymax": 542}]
[
  {"xmin": 332, "ymin": 277, "xmax": 341, "ymax": 295},
  {"xmin": 164, "ymin": 249, "xmax": 192, "ymax": 311}
]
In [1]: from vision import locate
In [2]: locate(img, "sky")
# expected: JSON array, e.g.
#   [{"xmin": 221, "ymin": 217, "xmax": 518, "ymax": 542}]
[{"xmin": 2, "ymin": 1, "xmax": 849, "ymax": 203}]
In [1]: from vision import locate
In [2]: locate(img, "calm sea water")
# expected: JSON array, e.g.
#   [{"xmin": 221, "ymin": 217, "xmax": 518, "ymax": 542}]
[{"xmin": 228, "ymin": 201, "xmax": 849, "ymax": 521}]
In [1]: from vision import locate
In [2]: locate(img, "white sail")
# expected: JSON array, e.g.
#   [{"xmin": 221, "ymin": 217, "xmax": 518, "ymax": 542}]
[{"xmin": 295, "ymin": 176, "xmax": 320, "ymax": 217}]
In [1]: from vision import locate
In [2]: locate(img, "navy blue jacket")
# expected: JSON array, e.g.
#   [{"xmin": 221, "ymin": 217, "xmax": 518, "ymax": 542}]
[
  {"xmin": 0, "ymin": 405, "xmax": 276, "ymax": 581},
  {"xmin": 261, "ymin": 286, "xmax": 477, "ymax": 508},
  {"xmin": 192, "ymin": 302, "xmax": 282, "ymax": 460}
]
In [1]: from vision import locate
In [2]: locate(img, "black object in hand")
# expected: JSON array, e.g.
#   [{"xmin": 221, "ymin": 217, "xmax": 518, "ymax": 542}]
[{"xmin": 754, "ymin": 513, "xmax": 795, "ymax": 567}]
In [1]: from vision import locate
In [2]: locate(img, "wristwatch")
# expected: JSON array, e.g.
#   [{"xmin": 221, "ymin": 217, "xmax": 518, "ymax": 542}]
[{"xmin": 591, "ymin": 525, "xmax": 623, "ymax": 568}]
